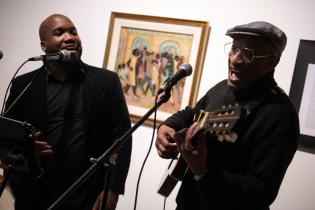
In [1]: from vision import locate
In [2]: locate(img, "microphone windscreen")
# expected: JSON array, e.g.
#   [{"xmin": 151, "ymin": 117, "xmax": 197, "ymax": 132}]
[{"xmin": 178, "ymin": 64, "xmax": 193, "ymax": 76}]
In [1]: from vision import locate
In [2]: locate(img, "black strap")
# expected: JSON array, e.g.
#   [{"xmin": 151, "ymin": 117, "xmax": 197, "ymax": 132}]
[
  {"xmin": 242, "ymin": 86, "xmax": 284, "ymax": 115},
  {"xmin": 233, "ymin": 86, "xmax": 284, "ymax": 136}
]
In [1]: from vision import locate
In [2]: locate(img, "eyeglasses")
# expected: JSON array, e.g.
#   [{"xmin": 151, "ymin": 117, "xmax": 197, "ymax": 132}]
[{"xmin": 224, "ymin": 42, "xmax": 274, "ymax": 63}]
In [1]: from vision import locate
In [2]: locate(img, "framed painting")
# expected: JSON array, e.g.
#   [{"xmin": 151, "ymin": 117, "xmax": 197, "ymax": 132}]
[
  {"xmin": 103, "ymin": 12, "xmax": 210, "ymax": 126},
  {"xmin": 289, "ymin": 40, "xmax": 315, "ymax": 154}
]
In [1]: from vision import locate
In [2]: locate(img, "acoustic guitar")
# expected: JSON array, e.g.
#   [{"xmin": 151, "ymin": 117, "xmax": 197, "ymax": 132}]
[{"xmin": 157, "ymin": 104, "xmax": 242, "ymax": 197}]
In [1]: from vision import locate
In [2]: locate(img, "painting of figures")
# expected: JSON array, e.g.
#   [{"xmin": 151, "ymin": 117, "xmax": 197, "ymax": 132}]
[{"xmin": 103, "ymin": 12, "xmax": 210, "ymax": 125}]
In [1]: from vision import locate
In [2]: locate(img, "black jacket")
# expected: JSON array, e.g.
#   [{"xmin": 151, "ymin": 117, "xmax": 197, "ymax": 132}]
[
  {"xmin": 5, "ymin": 63, "xmax": 132, "ymax": 210},
  {"xmin": 164, "ymin": 72, "xmax": 299, "ymax": 210}
]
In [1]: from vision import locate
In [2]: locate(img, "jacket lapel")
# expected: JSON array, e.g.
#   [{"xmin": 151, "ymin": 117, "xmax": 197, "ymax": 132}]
[
  {"xmin": 29, "ymin": 67, "xmax": 47, "ymax": 135},
  {"xmin": 81, "ymin": 64, "xmax": 95, "ymax": 133}
]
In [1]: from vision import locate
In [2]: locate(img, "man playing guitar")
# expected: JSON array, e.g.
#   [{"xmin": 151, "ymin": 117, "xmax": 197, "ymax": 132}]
[{"xmin": 155, "ymin": 21, "xmax": 299, "ymax": 210}]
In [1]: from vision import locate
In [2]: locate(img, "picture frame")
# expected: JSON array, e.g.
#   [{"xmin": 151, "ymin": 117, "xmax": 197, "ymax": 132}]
[
  {"xmin": 289, "ymin": 39, "xmax": 315, "ymax": 154},
  {"xmin": 103, "ymin": 12, "xmax": 210, "ymax": 126}
]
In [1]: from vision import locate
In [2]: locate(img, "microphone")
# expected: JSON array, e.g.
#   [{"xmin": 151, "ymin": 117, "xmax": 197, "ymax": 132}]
[
  {"xmin": 0, "ymin": 50, "xmax": 3, "ymax": 60},
  {"xmin": 158, "ymin": 63, "xmax": 193, "ymax": 94},
  {"xmin": 28, "ymin": 49, "xmax": 71, "ymax": 62}
]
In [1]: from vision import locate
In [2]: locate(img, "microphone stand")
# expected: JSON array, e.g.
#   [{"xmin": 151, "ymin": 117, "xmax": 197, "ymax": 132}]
[{"xmin": 47, "ymin": 90, "xmax": 172, "ymax": 210}]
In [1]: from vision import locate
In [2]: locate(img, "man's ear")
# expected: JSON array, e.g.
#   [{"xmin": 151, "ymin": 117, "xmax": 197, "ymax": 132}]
[
  {"xmin": 40, "ymin": 41, "xmax": 47, "ymax": 52},
  {"xmin": 265, "ymin": 53, "xmax": 280, "ymax": 69},
  {"xmin": 271, "ymin": 55, "xmax": 280, "ymax": 68}
]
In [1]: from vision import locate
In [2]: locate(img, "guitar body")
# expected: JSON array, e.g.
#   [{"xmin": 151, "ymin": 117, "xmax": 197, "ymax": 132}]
[{"xmin": 157, "ymin": 155, "xmax": 188, "ymax": 197}]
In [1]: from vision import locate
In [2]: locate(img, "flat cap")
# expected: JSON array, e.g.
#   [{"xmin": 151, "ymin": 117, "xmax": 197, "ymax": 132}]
[{"xmin": 226, "ymin": 21, "xmax": 287, "ymax": 54}]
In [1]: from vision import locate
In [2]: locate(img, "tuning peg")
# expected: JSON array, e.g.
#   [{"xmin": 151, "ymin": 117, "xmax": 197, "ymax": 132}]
[
  {"xmin": 225, "ymin": 132, "xmax": 238, "ymax": 143},
  {"xmin": 217, "ymin": 134, "xmax": 224, "ymax": 142},
  {"xmin": 224, "ymin": 134, "xmax": 232, "ymax": 142}
]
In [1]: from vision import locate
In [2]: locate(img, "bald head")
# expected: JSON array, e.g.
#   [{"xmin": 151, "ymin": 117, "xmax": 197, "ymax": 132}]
[
  {"xmin": 39, "ymin": 14, "xmax": 74, "ymax": 41},
  {"xmin": 38, "ymin": 14, "xmax": 82, "ymax": 63}
]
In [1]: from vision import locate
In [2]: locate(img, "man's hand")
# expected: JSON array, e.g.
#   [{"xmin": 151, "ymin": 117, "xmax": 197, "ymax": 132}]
[
  {"xmin": 174, "ymin": 123, "xmax": 207, "ymax": 175},
  {"xmin": 32, "ymin": 131, "xmax": 53, "ymax": 155},
  {"xmin": 155, "ymin": 125, "xmax": 178, "ymax": 159},
  {"xmin": 92, "ymin": 190, "xmax": 119, "ymax": 210},
  {"xmin": 34, "ymin": 141, "xmax": 53, "ymax": 155}
]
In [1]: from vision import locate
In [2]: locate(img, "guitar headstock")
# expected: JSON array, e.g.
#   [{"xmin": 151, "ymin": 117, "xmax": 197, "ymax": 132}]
[{"xmin": 193, "ymin": 103, "xmax": 241, "ymax": 143}]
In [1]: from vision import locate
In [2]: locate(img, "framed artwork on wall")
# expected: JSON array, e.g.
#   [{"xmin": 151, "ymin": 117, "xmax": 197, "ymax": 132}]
[
  {"xmin": 289, "ymin": 39, "xmax": 315, "ymax": 154},
  {"xmin": 103, "ymin": 12, "xmax": 210, "ymax": 126}
]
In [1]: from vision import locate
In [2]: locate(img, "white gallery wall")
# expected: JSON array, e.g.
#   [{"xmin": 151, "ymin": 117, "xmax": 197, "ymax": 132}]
[{"xmin": 0, "ymin": 0, "xmax": 315, "ymax": 209}]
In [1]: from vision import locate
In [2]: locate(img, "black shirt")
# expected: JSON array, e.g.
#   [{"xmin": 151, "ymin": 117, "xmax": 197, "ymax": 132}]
[{"xmin": 46, "ymin": 69, "xmax": 88, "ymax": 180}]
